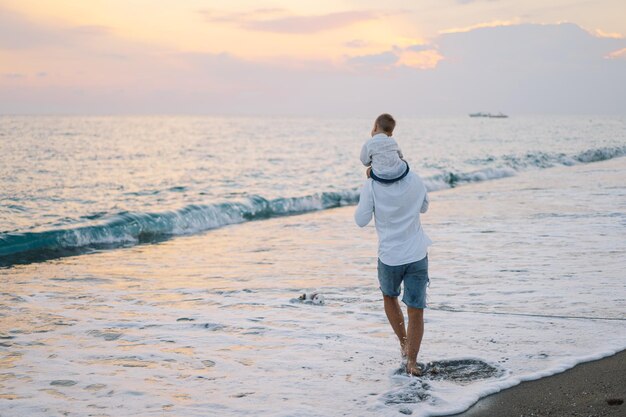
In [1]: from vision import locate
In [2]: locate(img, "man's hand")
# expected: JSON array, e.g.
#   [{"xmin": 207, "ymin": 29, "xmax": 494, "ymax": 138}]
[{"xmin": 366, "ymin": 167, "xmax": 372, "ymax": 178}]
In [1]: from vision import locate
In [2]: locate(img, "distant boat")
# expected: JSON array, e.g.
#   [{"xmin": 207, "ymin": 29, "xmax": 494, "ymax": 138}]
[{"xmin": 468, "ymin": 112, "xmax": 508, "ymax": 118}]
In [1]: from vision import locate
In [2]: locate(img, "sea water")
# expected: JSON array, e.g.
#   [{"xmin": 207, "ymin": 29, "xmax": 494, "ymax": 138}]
[
  {"xmin": 1, "ymin": 115, "xmax": 625, "ymax": 416},
  {"xmin": 1, "ymin": 115, "xmax": 625, "ymax": 260}
]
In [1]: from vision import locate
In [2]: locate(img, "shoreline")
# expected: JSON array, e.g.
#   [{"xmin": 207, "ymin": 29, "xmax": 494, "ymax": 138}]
[{"xmin": 449, "ymin": 349, "xmax": 626, "ymax": 417}]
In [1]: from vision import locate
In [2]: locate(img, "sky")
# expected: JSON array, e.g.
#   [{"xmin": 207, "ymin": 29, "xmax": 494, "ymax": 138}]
[{"xmin": 1, "ymin": 0, "xmax": 625, "ymax": 115}]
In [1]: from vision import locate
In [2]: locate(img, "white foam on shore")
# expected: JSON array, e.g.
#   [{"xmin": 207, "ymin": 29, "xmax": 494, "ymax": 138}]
[{"xmin": 375, "ymin": 316, "xmax": 626, "ymax": 417}]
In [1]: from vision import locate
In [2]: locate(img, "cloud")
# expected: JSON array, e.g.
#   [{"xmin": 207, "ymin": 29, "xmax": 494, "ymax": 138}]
[
  {"xmin": 69, "ymin": 25, "xmax": 110, "ymax": 37},
  {"xmin": 455, "ymin": 0, "xmax": 502, "ymax": 4},
  {"xmin": 396, "ymin": 49, "xmax": 444, "ymax": 69},
  {"xmin": 320, "ymin": 22, "xmax": 626, "ymax": 114},
  {"xmin": 1, "ymin": 11, "xmax": 625, "ymax": 116},
  {"xmin": 592, "ymin": 29, "xmax": 624, "ymax": 39},
  {"xmin": 245, "ymin": 11, "xmax": 377, "ymax": 33},
  {"xmin": 198, "ymin": 8, "xmax": 286, "ymax": 23},
  {"xmin": 607, "ymin": 48, "xmax": 626, "ymax": 59},
  {"xmin": 344, "ymin": 39, "xmax": 370, "ymax": 48},
  {"xmin": 0, "ymin": 6, "xmax": 110, "ymax": 50},
  {"xmin": 0, "ymin": 7, "xmax": 63, "ymax": 49},
  {"xmin": 199, "ymin": 9, "xmax": 378, "ymax": 34},
  {"xmin": 347, "ymin": 51, "xmax": 398, "ymax": 69},
  {"xmin": 2, "ymin": 72, "xmax": 50, "ymax": 79},
  {"xmin": 436, "ymin": 22, "xmax": 625, "ymax": 65},
  {"xmin": 405, "ymin": 44, "xmax": 432, "ymax": 52},
  {"xmin": 439, "ymin": 19, "xmax": 520, "ymax": 34},
  {"xmin": 417, "ymin": 22, "xmax": 626, "ymax": 114},
  {"xmin": 345, "ymin": 42, "xmax": 443, "ymax": 71}
]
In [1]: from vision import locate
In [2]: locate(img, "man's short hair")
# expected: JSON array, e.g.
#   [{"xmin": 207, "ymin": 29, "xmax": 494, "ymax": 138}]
[{"xmin": 376, "ymin": 113, "xmax": 396, "ymax": 134}]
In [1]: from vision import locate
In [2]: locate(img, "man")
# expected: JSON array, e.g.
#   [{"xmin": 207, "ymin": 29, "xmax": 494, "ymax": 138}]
[{"xmin": 355, "ymin": 114, "xmax": 432, "ymax": 376}]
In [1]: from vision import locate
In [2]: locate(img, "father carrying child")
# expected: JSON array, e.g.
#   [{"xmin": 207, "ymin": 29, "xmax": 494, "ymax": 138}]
[{"xmin": 355, "ymin": 113, "xmax": 432, "ymax": 376}]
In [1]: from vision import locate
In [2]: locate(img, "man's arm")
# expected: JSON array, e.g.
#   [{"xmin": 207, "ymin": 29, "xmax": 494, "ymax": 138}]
[{"xmin": 355, "ymin": 180, "xmax": 374, "ymax": 227}]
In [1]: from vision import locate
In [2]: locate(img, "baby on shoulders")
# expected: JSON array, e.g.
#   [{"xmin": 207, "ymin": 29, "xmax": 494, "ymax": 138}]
[{"xmin": 360, "ymin": 113, "xmax": 409, "ymax": 183}]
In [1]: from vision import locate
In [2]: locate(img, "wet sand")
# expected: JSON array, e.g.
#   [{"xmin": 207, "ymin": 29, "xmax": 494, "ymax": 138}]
[{"xmin": 451, "ymin": 349, "xmax": 626, "ymax": 417}]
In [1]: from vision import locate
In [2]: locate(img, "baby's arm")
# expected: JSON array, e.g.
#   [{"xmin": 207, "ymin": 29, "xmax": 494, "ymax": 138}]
[
  {"xmin": 360, "ymin": 142, "xmax": 371, "ymax": 166},
  {"xmin": 395, "ymin": 138, "xmax": 404, "ymax": 159}
]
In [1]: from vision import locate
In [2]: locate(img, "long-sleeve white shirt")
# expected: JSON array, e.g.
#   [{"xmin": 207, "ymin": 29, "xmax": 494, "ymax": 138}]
[
  {"xmin": 359, "ymin": 133, "xmax": 406, "ymax": 180},
  {"xmin": 354, "ymin": 172, "xmax": 431, "ymax": 266}
]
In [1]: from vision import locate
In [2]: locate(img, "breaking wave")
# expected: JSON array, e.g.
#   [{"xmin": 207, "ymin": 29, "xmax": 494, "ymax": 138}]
[
  {"xmin": 0, "ymin": 192, "xmax": 358, "ymax": 265},
  {"xmin": 1, "ymin": 145, "xmax": 624, "ymax": 266}
]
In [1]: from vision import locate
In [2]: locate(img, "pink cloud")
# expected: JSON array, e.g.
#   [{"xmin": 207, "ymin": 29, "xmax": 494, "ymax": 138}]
[
  {"xmin": 344, "ymin": 39, "xmax": 370, "ymax": 49},
  {"xmin": 198, "ymin": 8, "xmax": 286, "ymax": 23},
  {"xmin": 0, "ymin": 6, "xmax": 111, "ymax": 50},
  {"xmin": 199, "ymin": 9, "xmax": 379, "ymax": 34},
  {"xmin": 244, "ymin": 11, "xmax": 377, "ymax": 34},
  {"xmin": 606, "ymin": 47, "xmax": 626, "ymax": 59}
]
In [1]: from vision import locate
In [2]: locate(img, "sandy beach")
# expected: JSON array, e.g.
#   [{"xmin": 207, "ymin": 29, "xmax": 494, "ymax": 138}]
[{"xmin": 451, "ymin": 349, "xmax": 626, "ymax": 417}]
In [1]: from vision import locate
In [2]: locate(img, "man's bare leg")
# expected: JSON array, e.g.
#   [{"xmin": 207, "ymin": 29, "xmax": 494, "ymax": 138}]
[
  {"xmin": 405, "ymin": 307, "xmax": 424, "ymax": 376},
  {"xmin": 383, "ymin": 295, "xmax": 407, "ymax": 356}
]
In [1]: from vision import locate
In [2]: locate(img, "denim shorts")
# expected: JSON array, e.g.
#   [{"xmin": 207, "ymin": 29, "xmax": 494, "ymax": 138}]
[{"xmin": 377, "ymin": 256, "xmax": 429, "ymax": 309}]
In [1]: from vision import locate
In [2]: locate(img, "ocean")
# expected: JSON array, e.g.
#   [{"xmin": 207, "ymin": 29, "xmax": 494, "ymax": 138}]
[{"xmin": 1, "ymin": 115, "xmax": 625, "ymax": 416}]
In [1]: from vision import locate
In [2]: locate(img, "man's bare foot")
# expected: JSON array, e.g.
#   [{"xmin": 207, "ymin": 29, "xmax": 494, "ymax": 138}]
[{"xmin": 406, "ymin": 363, "xmax": 422, "ymax": 377}]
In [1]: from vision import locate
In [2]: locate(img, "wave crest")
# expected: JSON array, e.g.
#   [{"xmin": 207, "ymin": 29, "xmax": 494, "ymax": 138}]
[
  {"xmin": 1, "ymin": 145, "xmax": 624, "ymax": 266},
  {"xmin": 0, "ymin": 191, "xmax": 359, "ymax": 264}
]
